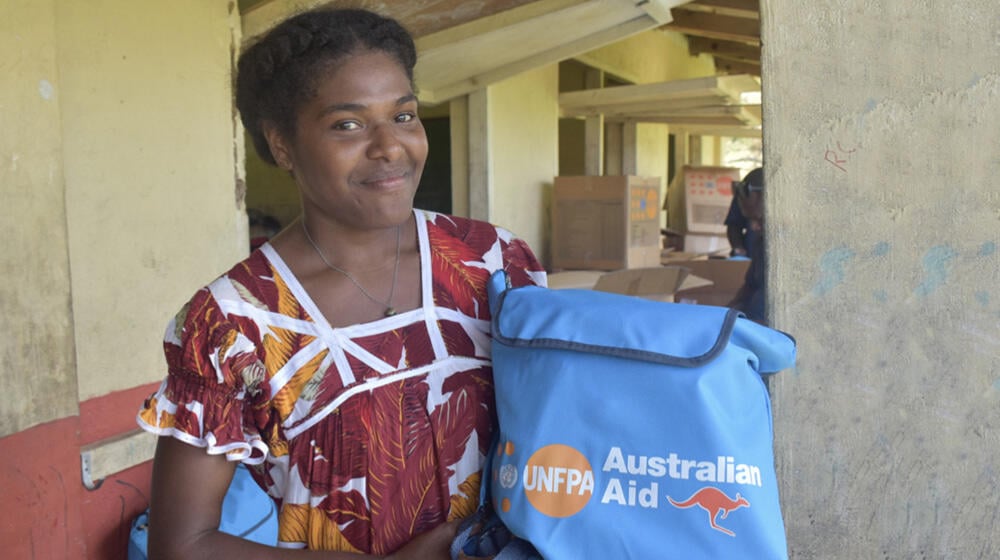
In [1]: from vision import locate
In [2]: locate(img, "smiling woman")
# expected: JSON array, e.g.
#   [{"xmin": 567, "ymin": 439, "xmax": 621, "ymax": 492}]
[{"xmin": 136, "ymin": 7, "xmax": 546, "ymax": 560}]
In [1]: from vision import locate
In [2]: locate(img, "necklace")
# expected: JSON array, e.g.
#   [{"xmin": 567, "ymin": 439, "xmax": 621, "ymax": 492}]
[{"xmin": 301, "ymin": 220, "xmax": 401, "ymax": 317}]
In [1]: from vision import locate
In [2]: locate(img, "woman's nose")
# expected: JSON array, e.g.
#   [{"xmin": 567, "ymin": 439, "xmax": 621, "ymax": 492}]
[{"xmin": 366, "ymin": 123, "xmax": 403, "ymax": 161}]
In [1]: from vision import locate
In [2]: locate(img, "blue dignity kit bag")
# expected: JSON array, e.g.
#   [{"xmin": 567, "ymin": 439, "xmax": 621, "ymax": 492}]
[{"xmin": 479, "ymin": 270, "xmax": 796, "ymax": 559}]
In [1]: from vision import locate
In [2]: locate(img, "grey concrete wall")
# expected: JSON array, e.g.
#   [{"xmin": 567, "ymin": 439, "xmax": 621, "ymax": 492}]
[{"xmin": 764, "ymin": 1, "xmax": 1000, "ymax": 558}]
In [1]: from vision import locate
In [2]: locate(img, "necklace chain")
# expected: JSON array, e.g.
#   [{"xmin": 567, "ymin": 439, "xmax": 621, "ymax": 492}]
[{"xmin": 301, "ymin": 220, "xmax": 402, "ymax": 317}]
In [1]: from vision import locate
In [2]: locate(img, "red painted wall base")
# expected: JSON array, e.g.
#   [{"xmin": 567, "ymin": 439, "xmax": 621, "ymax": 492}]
[{"xmin": 0, "ymin": 383, "xmax": 158, "ymax": 559}]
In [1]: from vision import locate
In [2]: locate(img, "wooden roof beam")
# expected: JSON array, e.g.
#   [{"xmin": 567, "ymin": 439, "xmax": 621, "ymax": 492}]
[
  {"xmin": 674, "ymin": 0, "xmax": 759, "ymax": 20},
  {"xmin": 559, "ymin": 74, "xmax": 759, "ymax": 112},
  {"xmin": 414, "ymin": 0, "xmax": 689, "ymax": 104},
  {"xmin": 713, "ymin": 59, "xmax": 761, "ymax": 76},
  {"xmin": 686, "ymin": 36, "xmax": 760, "ymax": 64},
  {"xmin": 669, "ymin": 124, "xmax": 762, "ymax": 138},
  {"xmin": 608, "ymin": 114, "xmax": 757, "ymax": 126},
  {"xmin": 661, "ymin": 10, "xmax": 760, "ymax": 45}
]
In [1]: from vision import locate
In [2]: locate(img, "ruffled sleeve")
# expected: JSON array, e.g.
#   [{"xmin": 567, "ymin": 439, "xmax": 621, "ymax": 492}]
[
  {"xmin": 137, "ymin": 286, "xmax": 270, "ymax": 464},
  {"xmin": 501, "ymin": 236, "xmax": 547, "ymax": 289}
]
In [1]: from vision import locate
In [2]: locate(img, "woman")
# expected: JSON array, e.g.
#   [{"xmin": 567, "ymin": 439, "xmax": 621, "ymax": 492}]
[{"xmin": 137, "ymin": 8, "xmax": 546, "ymax": 559}]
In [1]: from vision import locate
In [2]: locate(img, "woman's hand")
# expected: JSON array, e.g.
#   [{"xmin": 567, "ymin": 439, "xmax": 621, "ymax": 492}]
[{"xmin": 384, "ymin": 519, "xmax": 461, "ymax": 560}]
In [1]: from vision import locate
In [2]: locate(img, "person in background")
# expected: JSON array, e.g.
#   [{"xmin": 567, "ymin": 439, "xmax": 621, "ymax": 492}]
[
  {"xmin": 728, "ymin": 167, "xmax": 767, "ymax": 324},
  {"xmin": 137, "ymin": 8, "xmax": 546, "ymax": 559},
  {"xmin": 725, "ymin": 167, "xmax": 764, "ymax": 259}
]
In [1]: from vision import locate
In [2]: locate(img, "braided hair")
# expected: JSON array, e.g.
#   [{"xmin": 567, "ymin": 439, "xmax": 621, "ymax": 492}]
[{"xmin": 235, "ymin": 8, "xmax": 417, "ymax": 166}]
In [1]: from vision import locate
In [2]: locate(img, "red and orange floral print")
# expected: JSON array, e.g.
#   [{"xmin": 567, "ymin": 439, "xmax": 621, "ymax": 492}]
[{"xmin": 138, "ymin": 211, "xmax": 545, "ymax": 554}]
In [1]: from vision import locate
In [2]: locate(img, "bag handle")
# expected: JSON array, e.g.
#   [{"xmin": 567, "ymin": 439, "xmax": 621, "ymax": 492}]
[{"xmin": 490, "ymin": 270, "xmax": 743, "ymax": 367}]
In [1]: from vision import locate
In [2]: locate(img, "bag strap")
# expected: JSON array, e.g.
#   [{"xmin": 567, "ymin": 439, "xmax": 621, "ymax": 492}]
[{"xmin": 491, "ymin": 287, "xmax": 743, "ymax": 367}]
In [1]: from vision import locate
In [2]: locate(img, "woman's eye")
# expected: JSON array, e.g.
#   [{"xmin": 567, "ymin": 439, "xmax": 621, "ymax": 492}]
[{"xmin": 333, "ymin": 120, "xmax": 361, "ymax": 131}]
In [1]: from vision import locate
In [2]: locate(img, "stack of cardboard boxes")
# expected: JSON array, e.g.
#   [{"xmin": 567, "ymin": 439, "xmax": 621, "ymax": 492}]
[
  {"xmin": 550, "ymin": 176, "xmax": 662, "ymax": 271},
  {"xmin": 549, "ymin": 173, "xmax": 750, "ymax": 306}
]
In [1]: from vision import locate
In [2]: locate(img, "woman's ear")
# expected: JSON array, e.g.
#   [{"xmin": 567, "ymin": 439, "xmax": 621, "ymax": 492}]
[{"xmin": 262, "ymin": 123, "xmax": 293, "ymax": 171}]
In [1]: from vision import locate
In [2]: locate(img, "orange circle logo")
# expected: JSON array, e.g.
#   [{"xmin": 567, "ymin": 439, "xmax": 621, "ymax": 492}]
[
  {"xmin": 646, "ymin": 190, "xmax": 658, "ymax": 219},
  {"xmin": 522, "ymin": 444, "xmax": 594, "ymax": 518}
]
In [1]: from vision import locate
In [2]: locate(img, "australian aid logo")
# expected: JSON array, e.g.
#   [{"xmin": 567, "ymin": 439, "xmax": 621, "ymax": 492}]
[{"xmin": 495, "ymin": 441, "xmax": 765, "ymax": 538}]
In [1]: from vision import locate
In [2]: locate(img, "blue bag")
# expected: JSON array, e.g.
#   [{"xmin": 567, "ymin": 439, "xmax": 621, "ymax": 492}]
[
  {"xmin": 128, "ymin": 463, "xmax": 279, "ymax": 559},
  {"xmin": 474, "ymin": 270, "xmax": 795, "ymax": 560}
]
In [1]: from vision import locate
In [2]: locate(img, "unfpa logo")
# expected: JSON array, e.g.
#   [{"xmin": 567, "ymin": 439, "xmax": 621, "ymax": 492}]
[{"xmin": 500, "ymin": 442, "xmax": 594, "ymax": 518}]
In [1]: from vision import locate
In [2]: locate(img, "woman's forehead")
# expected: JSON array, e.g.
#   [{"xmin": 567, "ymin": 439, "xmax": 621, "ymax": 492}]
[{"xmin": 310, "ymin": 51, "xmax": 413, "ymax": 104}]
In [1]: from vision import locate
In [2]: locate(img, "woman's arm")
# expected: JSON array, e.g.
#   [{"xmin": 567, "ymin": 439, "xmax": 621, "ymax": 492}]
[{"xmin": 149, "ymin": 437, "xmax": 459, "ymax": 559}]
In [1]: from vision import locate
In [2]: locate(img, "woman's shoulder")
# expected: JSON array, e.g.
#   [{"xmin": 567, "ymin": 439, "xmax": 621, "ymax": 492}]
[
  {"xmin": 419, "ymin": 210, "xmax": 545, "ymax": 287},
  {"xmin": 420, "ymin": 210, "xmax": 516, "ymax": 246}
]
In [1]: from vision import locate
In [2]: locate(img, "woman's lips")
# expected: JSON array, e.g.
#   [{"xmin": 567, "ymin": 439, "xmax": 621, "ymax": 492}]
[{"xmin": 361, "ymin": 169, "xmax": 409, "ymax": 189}]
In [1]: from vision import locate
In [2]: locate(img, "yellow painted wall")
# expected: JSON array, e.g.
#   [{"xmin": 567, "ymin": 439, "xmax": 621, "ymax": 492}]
[
  {"xmin": 244, "ymin": 132, "xmax": 301, "ymax": 227},
  {"xmin": 577, "ymin": 29, "xmax": 715, "ymax": 85},
  {"xmin": 635, "ymin": 122, "xmax": 669, "ymax": 204},
  {"xmin": 488, "ymin": 64, "xmax": 559, "ymax": 263},
  {"xmin": 56, "ymin": 0, "xmax": 246, "ymax": 400},
  {"xmin": 1, "ymin": 0, "xmax": 78, "ymax": 434}
]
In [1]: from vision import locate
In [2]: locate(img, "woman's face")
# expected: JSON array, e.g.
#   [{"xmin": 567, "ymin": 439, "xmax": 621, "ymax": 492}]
[
  {"xmin": 738, "ymin": 190, "xmax": 764, "ymax": 232},
  {"xmin": 270, "ymin": 50, "xmax": 428, "ymax": 230}
]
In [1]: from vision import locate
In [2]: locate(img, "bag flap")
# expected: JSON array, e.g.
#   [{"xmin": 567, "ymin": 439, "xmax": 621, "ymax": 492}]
[{"xmin": 488, "ymin": 270, "xmax": 795, "ymax": 371}]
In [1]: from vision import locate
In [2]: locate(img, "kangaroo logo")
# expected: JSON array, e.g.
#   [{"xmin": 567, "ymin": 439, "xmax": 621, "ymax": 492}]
[{"xmin": 667, "ymin": 487, "xmax": 750, "ymax": 537}]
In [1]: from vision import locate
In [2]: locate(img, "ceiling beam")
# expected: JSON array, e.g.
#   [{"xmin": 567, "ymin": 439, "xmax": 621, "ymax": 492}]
[
  {"xmin": 415, "ymin": 0, "xmax": 691, "ymax": 104},
  {"xmin": 560, "ymin": 74, "xmax": 759, "ymax": 109},
  {"xmin": 562, "ymin": 95, "xmax": 733, "ymax": 118},
  {"xmin": 686, "ymin": 36, "xmax": 760, "ymax": 64},
  {"xmin": 662, "ymin": 9, "xmax": 760, "ymax": 45},
  {"xmin": 414, "ymin": 0, "xmax": 581, "ymax": 51},
  {"xmin": 674, "ymin": 0, "xmax": 759, "ymax": 20},
  {"xmin": 669, "ymin": 124, "xmax": 762, "ymax": 138},
  {"xmin": 713, "ymin": 59, "xmax": 761, "ymax": 76},
  {"xmin": 559, "ymin": 74, "xmax": 760, "ymax": 127},
  {"xmin": 608, "ymin": 114, "xmax": 756, "ymax": 126}
]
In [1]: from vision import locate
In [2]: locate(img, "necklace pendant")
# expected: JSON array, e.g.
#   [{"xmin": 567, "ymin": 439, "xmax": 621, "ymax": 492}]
[{"xmin": 384, "ymin": 307, "xmax": 396, "ymax": 317}]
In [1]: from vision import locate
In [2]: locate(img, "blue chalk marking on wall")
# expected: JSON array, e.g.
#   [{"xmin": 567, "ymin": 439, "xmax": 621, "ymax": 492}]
[
  {"xmin": 873, "ymin": 289, "xmax": 888, "ymax": 303},
  {"xmin": 979, "ymin": 241, "xmax": 996, "ymax": 257},
  {"xmin": 914, "ymin": 245, "xmax": 958, "ymax": 297},
  {"xmin": 812, "ymin": 246, "xmax": 856, "ymax": 296},
  {"xmin": 870, "ymin": 241, "xmax": 891, "ymax": 258},
  {"xmin": 975, "ymin": 291, "xmax": 990, "ymax": 307}
]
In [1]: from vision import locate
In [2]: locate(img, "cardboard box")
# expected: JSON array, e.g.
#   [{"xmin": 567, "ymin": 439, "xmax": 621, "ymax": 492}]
[
  {"xmin": 551, "ymin": 176, "xmax": 662, "ymax": 271},
  {"xmin": 660, "ymin": 250, "xmax": 709, "ymax": 265},
  {"xmin": 546, "ymin": 270, "xmax": 605, "ymax": 290},
  {"xmin": 673, "ymin": 259, "xmax": 751, "ymax": 307},
  {"xmin": 683, "ymin": 166, "xmax": 741, "ymax": 235},
  {"xmin": 684, "ymin": 233, "xmax": 731, "ymax": 256},
  {"xmin": 593, "ymin": 266, "xmax": 713, "ymax": 303}
]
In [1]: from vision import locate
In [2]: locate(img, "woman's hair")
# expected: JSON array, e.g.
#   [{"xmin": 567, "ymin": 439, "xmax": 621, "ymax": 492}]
[{"xmin": 235, "ymin": 8, "xmax": 417, "ymax": 166}]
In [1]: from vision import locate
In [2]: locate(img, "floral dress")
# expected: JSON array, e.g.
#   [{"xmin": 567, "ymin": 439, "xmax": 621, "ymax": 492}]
[{"xmin": 137, "ymin": 210, "xmax": 546, "ymax": 554}]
